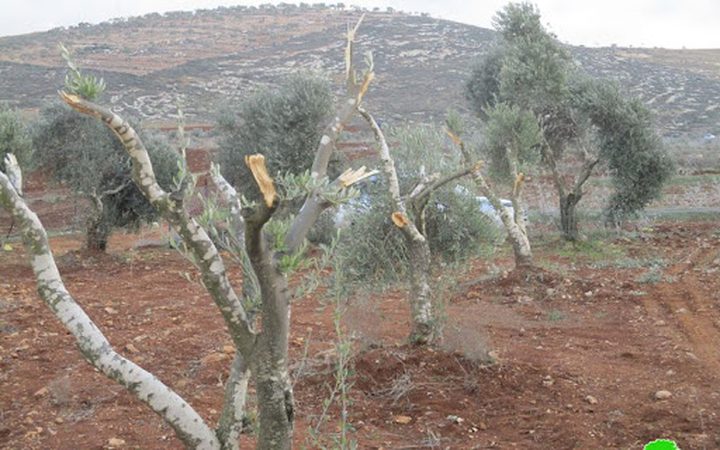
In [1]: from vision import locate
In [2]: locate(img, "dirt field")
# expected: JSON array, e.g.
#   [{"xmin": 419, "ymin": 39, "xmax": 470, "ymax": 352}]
[{"xmin": 1, "ymin": 213, "xmax": 720, "ymax": 449}]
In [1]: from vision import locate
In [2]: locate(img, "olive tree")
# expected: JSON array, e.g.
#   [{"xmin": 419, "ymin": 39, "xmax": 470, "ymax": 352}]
[
  {"xmin": 216, "ymin": 72, "xmax": 337, "ymax": 200},
  {"xmin": 0, "ymin": 105, "xmax": 32, "ymax": 165},
  {"xmin": 466, "ymin": 2, "xmax": 672, "ymax": 241},
  {"xmin": 32, "ymin": 102, "xmax": 179, "ymax": 251},
  {"xmin": 447, "ymin": 105, "xmax": 540, "ymax": 268},
  {"xmin": 358, "ymin": 110, "xmax": 480, "ymax": 343},
  {"xmin": 1, "ymin": 18, "xmax": 375, "ymax": 449},
  {"xmin": 0, "ymin": 105, "xmax": 33, "ymax": 195}
]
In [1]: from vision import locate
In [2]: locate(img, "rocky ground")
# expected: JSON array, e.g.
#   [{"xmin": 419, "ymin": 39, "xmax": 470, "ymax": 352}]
[{"xmin": 1, "ymin": 210, "xmax": 720, "ymax": 448}]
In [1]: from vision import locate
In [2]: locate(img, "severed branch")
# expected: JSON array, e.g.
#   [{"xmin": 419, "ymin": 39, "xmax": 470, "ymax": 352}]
[
  {"xmin": 245, "ymin": 155, "xmax": 277, "ymax": 208},
  {"xmin": 0, "ymin": 168, "xmax": 221, "ymax": 449},
  {"xmin": 358, "ymin": 107, "xmax": 407, "ymax": 218},
  {"xmin": 284, "ymin": 16, "xmax": 374, "ymax": 254},
  {"xmin": 60, "ymin": 91, "xmax": 257, "ymax": 357}
]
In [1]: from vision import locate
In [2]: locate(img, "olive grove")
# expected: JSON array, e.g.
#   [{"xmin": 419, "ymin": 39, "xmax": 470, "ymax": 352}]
[
  {"xmin": 0, "ymin": 18, "xmax": 376, "ymax": 450},
  {"xmin": 466, "ymin": 2, "xmax": 673, "ymax": 241}
]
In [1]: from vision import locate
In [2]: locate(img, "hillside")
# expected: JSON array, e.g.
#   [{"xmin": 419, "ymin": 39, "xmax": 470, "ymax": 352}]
[{"xmin": 0, "ymin": 4, "xmax": 718, "ymax": 137}]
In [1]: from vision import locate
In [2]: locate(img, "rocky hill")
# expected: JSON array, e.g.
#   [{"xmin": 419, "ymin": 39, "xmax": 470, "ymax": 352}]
[{"xmin": 1, "ymin": 4, "xmax": 718, "ymax": 137}]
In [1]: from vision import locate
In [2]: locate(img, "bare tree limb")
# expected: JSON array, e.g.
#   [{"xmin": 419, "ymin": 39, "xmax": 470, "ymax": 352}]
[
  {"xmin": 284, "ymin": 16, "xmax": 374, "ymax": 254},
  {"xmin": 59, "ymin": 91, "xmax": 257, "ymax": 356},
  {"xmin": 0, "ymin": 169, "xmax": 220, "ymax": 449},
  {"xmin": 358, "ymin": 107, "xmax": 407, "ymax": 217},
  {"xmin": 411, "ymin": 164, "xmax": 479, "ymax": 209},
  {"xmin": 3, "ymin": 153, "xmax": 22, "ymax": 196},
  {"xmin": 216, "ymin": 353, "xmax": 251, "ymax": 450}
]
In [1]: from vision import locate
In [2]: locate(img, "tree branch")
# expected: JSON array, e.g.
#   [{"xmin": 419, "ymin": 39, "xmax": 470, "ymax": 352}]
[
  {"xmin": 0, "ymin": 169, "xmax": 220, "ymax": 449},
  {"xmin": 216, "ymin": 352, "xmax": 251, "ymax": 450},
  {"xmin": 60, "ymin": 91, "xmax": 257, "ymax": 357},
  {"xmin": 410, "ymin": 164, "xmax": 479, "ymax": 210},
  {"xmin": 3, "ymin": 153, "xmax": 22, "ymax": 196},
  {"xmin": 358, "ymin": 107, "xmax": 405, "ymax": 215},
  {"xmin": 571, "ymin": 155, "xmax": 600, "ymax": 200},
  {"xmin": 284, "ymin": 17, "xmax": 374, "ymax": 254}
]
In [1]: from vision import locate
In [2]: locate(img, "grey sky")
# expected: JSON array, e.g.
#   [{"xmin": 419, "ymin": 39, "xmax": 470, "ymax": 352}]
[{"xmin": 1, "ymin": 0, "xmax": 718, "ymax": 49}]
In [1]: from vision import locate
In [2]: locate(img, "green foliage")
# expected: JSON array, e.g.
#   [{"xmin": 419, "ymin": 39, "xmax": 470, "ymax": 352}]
[
  {"xmin": 424, "ymin": 189, "xmax": 504, "ymax": 260},
  {"xmin": 387, "ymin": 124, "xmax": 463, "ymax": 194},
  {"xmin": 573, "ymin": 79, "xmax": 675, "ymax": 222},
  {"xmin": 336, "ymin": 194, "xmax": 408, "ymax": 284},
  {"xmin": 465, "ymin": 2, "xmax": 672, "ymax": 223},
  {"xmin": 482, "ymin": 102, "xmax": 542, "ymax": 180},
  {"xmin": 336, "ymin": 124, "xmax": 501, "ymax": 283},
  {"xmin": 491, "ymin": 2, "xmax": 545, "ymax": 42},
  {"xmin": 216, "ymin": 72, "xmax": 335, "ymax": 200},
  {"xmin": 307, "ymin": 209, "xmax": 337, "ymax": 246},
  {"xmin": 31, "ymin": 102, "xmax": 179, "ymax": 242},
  {"xmin": 467, "ymin": 3, "xmax": 571, "ymax": 117},
  {"xmin": 465, "ymin": 48, "xmax": 504, "ymax": 115},
  {"xmin": 0, "ymin": 105, "xmax": 33, "ymax": 172},
  {"xmin": 59, "ymin": 43, "xmax": 106, "ymax": 101}
]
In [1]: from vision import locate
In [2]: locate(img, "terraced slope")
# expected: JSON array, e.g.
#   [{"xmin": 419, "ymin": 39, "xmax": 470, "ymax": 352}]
[{"xmin": 0, "ymin": 6, "xmax": 718, "ymax": 136}]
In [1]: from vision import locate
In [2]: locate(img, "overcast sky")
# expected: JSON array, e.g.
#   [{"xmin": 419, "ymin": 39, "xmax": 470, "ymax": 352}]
[{"xmin": 1, "ymin": 0, "xmax": 718, "ymax": 49}]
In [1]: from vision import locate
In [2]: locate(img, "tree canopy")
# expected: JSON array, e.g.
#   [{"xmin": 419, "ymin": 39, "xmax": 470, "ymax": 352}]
[
  {"xmin": 466, "ymin": 1, "xmax": 673, "ymax": 232},
  {"xmin": 216, "ymin": 72, "xmax": 336, "ymax": 200}
]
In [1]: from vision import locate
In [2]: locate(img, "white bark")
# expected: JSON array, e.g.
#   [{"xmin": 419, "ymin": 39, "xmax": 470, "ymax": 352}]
[
  {"xmin": 216, "ymin": 353, "xmax": 251, "ymax": 450},
  {"xmin": 285, "ymin": 15, "xmax": 374, "ymax": 253},
  {"xmin": 0, "ymin": 169, "xmax": 221, "ymax": 450},
  {"xmin": 3, "ymin": 153, "xmax": 22, "ymax": 196},
  {"xmin": 471, "ymin": 170, "xmax": 533, "ymax": 267},
  {"xmin": 450, "ymin": 133, "xmax": 534, "ymax": 268},
  {"xmin": 60, "ymin": 93, "xmax": 257, "ymax": 355},
  {"xmin": 359, "ymin": 107, "xmax": 436, "ymax": 342}
]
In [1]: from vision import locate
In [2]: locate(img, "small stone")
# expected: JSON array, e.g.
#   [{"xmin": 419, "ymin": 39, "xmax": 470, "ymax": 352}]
[
  {"xmin": 676, "ymin": 308, "xmax": 688, "ymax": 314},
  {"xmin": 517, "ymin": 295, "xmax": 533, "ymax": 304},
  {"xmin": 55, "ymin": 417, "xmax": 64, "ymax": 424},
  {"xmin": 666, "ymin": 369, "xmax": 676, "ymax": 376},
  {"xmin": 107, "ymin": 437, "xmax": 126, "ymax": 448},
  {"xmin": 222, "ymin": 345, "xmax": 235, "ymax": 355},
  {"xmin": 104, "ymin": 307, "xmax": 118, "ymax": 315},
  {"xmin": 654, "ymin": 390, "xmax": 672, "ymax": 400},
  {"xmin": 585, "ymin": 395, "xmax": 598, "ymax": 405},
  {"xmin": 446, "ymin": 414, "xmax": 464, "ymax": 424},
  {"xmin": 393, "ymin": 415, "xmax": 412, "ymax": 424},
  {"xmin": 584, "ymin": 290, "xmax": 593, "ymax": 297},
  {"xmin": 33, "ymin": 387, "xmax": 48, "ymax": 398},
  {"xmin": 124, "ymin": 343, "xmax": 139, "ymax": 354},
  {"xmin": 201, "ymin": 353, "xmax": 227, "ymax": 365},
  {"xmin": 654, "ymin": 320, "xmax": 666, "ymax": 326}
]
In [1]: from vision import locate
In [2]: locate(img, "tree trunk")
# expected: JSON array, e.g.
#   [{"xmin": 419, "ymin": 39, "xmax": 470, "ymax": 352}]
[
  {"xmin": 560, "ymin": 193, "xmax": 581, "ymax": 242},
  {"xmin": 245, "ymin": 203, "xmax": 293, "ymax": 450},
  {"xmin": 509, "ymin": 226, "xmax": 534, "ymax": 268},
  {"xmin": 253, "ymin": 336, "xmax": 293, "ymax": 450},
  {"xmin": 85, "ymin": 214, "xmax": 110, "ymax": 252},
  {"xmin": 406, "ymin": 235, "xmax": 434, "ymax": 344}
]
